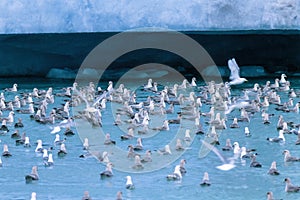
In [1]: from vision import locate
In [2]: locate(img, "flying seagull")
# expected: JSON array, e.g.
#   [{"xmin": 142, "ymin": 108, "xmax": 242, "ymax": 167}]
[
  {"xmin": 201, "ymin": 140, "xmax": 236, "ymax": 171},
  {"xmin": 228, "ymin": 58, "xmax": 247, "ymax": 85}
]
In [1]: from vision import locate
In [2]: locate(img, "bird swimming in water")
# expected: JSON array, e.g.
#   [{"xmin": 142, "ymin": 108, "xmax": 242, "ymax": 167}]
[
  {"xmin": 283, "ymin": 150, "xmax": 300, "ymax": 162},
  {"xmin": 279, "ymin": 74, "xmax": 287, "ymax": 85},
  {"xmin": 58, "ymin": 143, "xmax": 67, "ymax": 157},
  {"xmin": 151, "ymin": 120, "xmax": 169, "ymax": 131},
  {"xmin": 125, "ymin": 175, "xmax": 135, "ymax": 190},
  {"xmin": 222, "ymin": 139, "xmax": 233, "ymax": 151},
  {"xmin": 44, "ymin": 153, "xmax": 54, "ymax": 167},
  {"xmin": 64, "ymin": 127, "xmax": 75, "ymax": 136},
  {"xmin": 233, "ymin": 142, "xmax": 241, "ymax": 155},
  {"xmin": 240, "ymin": 147, "xmax": 251, "ymax": 159},
  {"xmin": 266, "ymin": 191, "xmax": 281, "ymax": 200},
  {"xmin": 175, "ymin": 139, "xmax": 185, "ymax": 151},
  {"xmin": 42, "ymin": 149, "xmax": 49, "ymax": 161},
  {"xmin": 11, "ymin": 130, "xmax": 21, "ymax": 139},
  {"xmin": 100, "ymin": 162, "xmax": 113, "ymax": 178},
  {"xmin": 83, "ymin": 138, "xmax": 89, "ymax": 150},
  {"xmin": 262, "ymin": 112, "xmax": 270, "ymax": 124},
  {"xmin": 5, "ymin": 83, "xmax": 18, "ymax": 92},
  {"xmin": 179, "ymin": 159, "xmax": 187, "ymax": 174},
  {"xmin": 116, "ymin": 191, "xmax": 123, "ymax": 200},
  {"xmin": 190, "ymin": 77, "xmax": 197, "ymax": 87},
  {"xmin": 141, "ymin": 150, "xmax": 152, "ymax": 163},
  {"xmin": 2, "ymin": 144, "xmax": 12, "ymax": 157},
  {"xmin": 158, "ymin": 144, "xmax": 172, "ymax": 155},
  {"xmin": 268, "ymin": 161, "xmax": 280, "ymax": 175},
  {"xmin": 35, "ymin": 139, "xmax": 43, "ymax": 153},
  {"xmin": 230, "ymin": 117, "xmax": 239, "ymax": 128},
  {"xmin": 295, "ymin": 132, "xmax": 300, "ymax": 145},
  {"xmin": 30, "ymin": 192, "xmax": 37, "ymax": 200},
  {"xmin": 81, "ymin": 191, "xmax": 92, "ymax": 200},
  {"xmin": 144, "ymin": 78, "xmax": 153, "ymax": 90},
  {"xmin": 0, "ymin": 119, "xmax": 9, "ymax": 132},
  {"xmin": 267, "ymin": 130, "xmax": 285, "ymax": 143},
  {"xmin": 14, "ymin": 118, "xmax": 24, "ymax": 128},
  {"xmin": 98, "ymin": 151, "xmax": 109, "ymax": 163},
  {"xmin": 132, "ymin": 155, "xmax": 144, "ymax": 170},
  {"xmin": 200, "ymin": 172, "xmax": 211, "ymax": 186},
  {"xmin": 244, "ymin": 127, "xmax": 251, "ymax": 137},
  {"xmin": 127, "ymin": 145, "xmax": 138, "ymax": 159},
  {"xmin": 250, "ymin": 154, "xmax": 262, "ymax": 168},
  {"xmin": 25, "ymin": 166, "xmax": 39, "ymax": 183},
  {"xmin": 284, "ymin": 177, "xmax": 300, "ymax": 192},
  {"xmin": 104, "ymin": 133, "xmax": 116, "ymax": 145},
  {"xmin": 120, "ymin": 128, "xmax": 134, "ymax": 140},
  {"xmin": 54, "ymin": 134, "xmax": 66, "ymax": 146},
  {"xmin": 184, "ymin": 129, "xmax": 191, "ymax": 142},
  {"xmin": 166, "ymin": 165, "xmax": 182, "ymax": 181},
  {"xmin": 133, "ymin": 137, "xmax": 143, "ymax": 151}
]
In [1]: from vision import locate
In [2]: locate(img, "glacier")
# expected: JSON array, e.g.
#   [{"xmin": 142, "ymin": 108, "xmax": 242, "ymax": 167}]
[
  {"xmin": 0, "ymin": 0, "xmax": 299, "ymax": 78},
  {"xmin": 0, "ymin": 0, "xmax": 299, "ymax": 33}
]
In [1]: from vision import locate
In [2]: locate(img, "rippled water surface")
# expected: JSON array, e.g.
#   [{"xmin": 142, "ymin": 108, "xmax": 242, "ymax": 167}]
[{"xmin": 1, "ymin": 77, "xmax": 300, "ymax": 200}]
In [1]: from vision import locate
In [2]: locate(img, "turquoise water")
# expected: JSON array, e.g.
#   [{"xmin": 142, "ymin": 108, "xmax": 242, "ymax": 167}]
[{"xmin": 1, "ymin": 77, "xmax": 300, "ymax": 200}]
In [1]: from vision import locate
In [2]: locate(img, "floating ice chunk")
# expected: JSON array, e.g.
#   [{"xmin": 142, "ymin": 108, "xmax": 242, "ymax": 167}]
[
  {"xmin": 146, "ymin": 70, "xmax": 169, "ymax": 78},
  {"xmin": 240, "ymin": 66, "xmax": 267, "ymax": 78},
  {"xmin": 201, "ymin": 65, "xmax": 228, "ymax": 77},
  {"xmin": 46, "ymin": 68, "xmax": 76, "ymax": 79},
  {"xmin": 82, "ymin": 68, "xmax": 99, "ymax": 76},
  {"xmin": 121, "ymin": 68, "xmax": 169, "ymax": 79}
]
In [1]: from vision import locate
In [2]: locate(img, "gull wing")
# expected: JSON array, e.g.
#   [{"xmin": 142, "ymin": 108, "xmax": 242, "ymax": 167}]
[
  {"xmin": 73, "ymin": 88, "xmax": 97, "ymax": 112},
  {"xmin": 228, "ymin": 58, "xmax": 240, "ymax": 80},
  {"xmin": 201, "ymin": 140, "xmax": 236, "ymax": 171},
  {"xmin": 93, "ymin": 91, "xmax": 107, "ymax": 107},
  {"xmin": 201, "ymin": 140, "xmax": 226, "ymax": 164}
]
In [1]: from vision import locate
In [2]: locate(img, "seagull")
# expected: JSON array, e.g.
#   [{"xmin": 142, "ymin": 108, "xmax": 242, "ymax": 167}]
[
  {"xmin": 81, "ymin": 191, "xmax": 92, "ymax": 200},
  {"xmin": 267, "ymin": 130, "xmax": 285, "ymax": 143},
  {"xmin": 132, "ymin": 155, "xmax": 144, "ymax": 170},
  {"xmin": 144, "ymin": 78, "xmax": 153, "ymax": 89},
  {"xmin": 268, "ymin": 161, "xmax": 280, "ymax": 175},
  {"xmin": 100, "ymin": 162, "xmax": 113, "ymax": 178},
  {"xmin": 266, "ymin": 191, "xmax": 281, "ymax": 200},
  {"xmin": 5, "ymin": 83, "xmax": 18, "ymax": 92},
  {"xmin": 25, "ymin": 166, "xmax": 39, "ymax": 183},
  {"xmin": 31, "ymin": 192, "xmax": 37, "ymax": 200},
  {"xmin": 125, "ymin": 175, "xmax": 135, "ymax": 190},
  {"xmin": 250, "ymin": 154, "xmax": 262, "ymax": 168},
  {"xmin": 179, "ymin": 159, "xmax": 187, "ymax": 174},
  {"xmin": 283, "ymin": 150, "xmax": 300, "ymax": 162},
  {"xmin": 166, "ymin": 165, "xmax": 182, "ymax": 180},
  {"xmin": 200, "ymin": 172, "xmax": 211, "ymax": 186},
  {"xmin": 116, "ymin": 191, "xmax": 123, "ymax": 200},
  {"xmin": 284, "ymin": 177, "xmax": 300, "ymax": 192},
  {"xmin": 141, "ymin": 150, "xmax": 152, "ymax": 163},
  {"xmin": 222, "ymin": 139, "xmax": 233, "ymax": 151},
  {"xmin": 227, "ymin": 58, "xmax": 247, "ymax": 85},
  {"xmin": 201, "ymin": 140, "xmax": 236, "ymax": 171},
  {"xmin": 279, "ymin": 74, "xmax": 287, "ymax": 85}
]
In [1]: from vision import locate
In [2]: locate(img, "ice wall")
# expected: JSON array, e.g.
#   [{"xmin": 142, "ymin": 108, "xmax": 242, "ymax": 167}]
[{"xmin": 0, "ymin": 0, "xmax": 299, "ymax": 33}]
